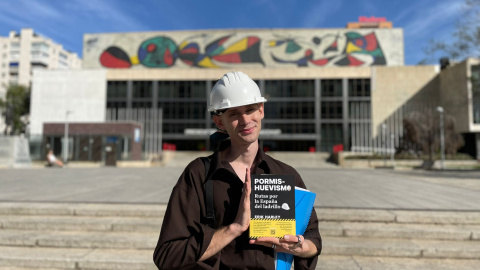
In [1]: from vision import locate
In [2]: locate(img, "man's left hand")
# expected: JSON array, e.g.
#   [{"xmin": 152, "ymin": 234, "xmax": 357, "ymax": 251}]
[{"xmin": 249, "ymin": 234, "xmax": 317, "ymax": 258}]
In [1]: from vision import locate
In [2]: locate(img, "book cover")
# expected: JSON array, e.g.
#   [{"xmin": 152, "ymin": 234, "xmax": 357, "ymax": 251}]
[
  {"xmin": 276, "ymin": 187, "xmax": 317, "ymax": 270},
  {"xmin": 250, "ymin": 174, "xmax": 295, "ymax": 239}
]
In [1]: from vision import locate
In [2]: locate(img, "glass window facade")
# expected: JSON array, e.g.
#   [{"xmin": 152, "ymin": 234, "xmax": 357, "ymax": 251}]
[
  {"xmin": 132, "ymin": 81, "xmax": 152, "ymax": 98},
  {"xmin": 321, "ymin": 79, "xmax": 342, "ymax": 97},
  {"xmin": 132, "ymin": 81, "xmax": 153, "ymax": 108},
  {"xmin": 264, "ymin": 80, "xmax": 314, "ymax": 98},
  {"xmin": 107, "ymin": 81, "xmax": 127, "ymax": 99},
  {"xmin": 105, "ymin": 78, "xmax": 371, "ymax": 152},
  {"xmin": 157, "ymin": 81, "xmax": 207, "ymax": 119},
  {"xmin": 321, "ymin": 101, "xmax": 343, "ymax": 119},
  {"xmin": 158, "ymin": 81, "xmax": 205, "ymax": 98},
  {"xmin": 265, "ymin": 101, "xmax": 315, "ymax": 119},
  {"xmin": 263, "ymin": 80, "xmax": 316, "ymax": 137},
  {"xmin": 106, "ymin": 81, "xmax": 127, "ymax": 110},
  {"xmin": 321, "ymin": 124, "xmax": 343, "ymax": 152},
  {"xmin": 348, "ymin": 79, "xmax": 371, "ymax": 97},
  {"xmin": 349, "ymin": 101, "xmax": 371, "ymax": 119}
]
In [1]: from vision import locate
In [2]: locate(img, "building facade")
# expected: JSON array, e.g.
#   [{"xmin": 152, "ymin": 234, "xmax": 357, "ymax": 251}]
[
  {"xmin": 83, "ymin": 27, "xmax": 406, "ymax": 153},
  {"xmin": 0, "ymin": 28, "xmax": 82, "ymax": 96},
  {"xmin": 29, "ymin": 26, "xmax": 480, "ymax": 162},
  {"xmin": 0, "ymin": 28, "xmax": 82, "ymax": 133}
]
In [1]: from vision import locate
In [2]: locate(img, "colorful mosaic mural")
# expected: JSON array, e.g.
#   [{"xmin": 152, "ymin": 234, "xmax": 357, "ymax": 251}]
[{"xmin": 85, "ymin": 29, "xmax": 402, "ymax": 69}]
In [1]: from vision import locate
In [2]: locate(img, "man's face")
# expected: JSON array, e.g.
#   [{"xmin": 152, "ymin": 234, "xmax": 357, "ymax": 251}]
[{"xmin": 213, "ymin": 103, "xmax": 264, "ymax": 145}]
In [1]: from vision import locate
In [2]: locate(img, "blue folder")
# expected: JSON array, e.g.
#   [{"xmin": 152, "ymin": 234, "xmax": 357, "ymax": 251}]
[{"xmin": 275, "ymin": 187, "xmax": 316, "ymax": 270}]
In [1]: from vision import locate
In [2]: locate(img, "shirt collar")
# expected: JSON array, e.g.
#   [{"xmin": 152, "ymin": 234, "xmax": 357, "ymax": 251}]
[{"xmin": 210, "ymin": 141, "xmax": 272, "ymax": 175}]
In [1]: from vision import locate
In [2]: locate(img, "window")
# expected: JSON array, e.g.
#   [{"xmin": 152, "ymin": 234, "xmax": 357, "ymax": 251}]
[
  {"xmin": 321, "ymin": 101, "xmax": 343, "ymax": 119},
  {"xmin": 348, "ymin": 79, "xmax": 371, "ymax": 97},
  {"xmin": 10, "ymin": 51, "xmax": 19, "ymax": 60},
  {"xmin": 265, "ymin": 101, "xmax": 315, "ymax": 119},
  {"xmin": 106, "ymin": 101, "xmax": 127, "ymax": 109},
  {"xmin": 158, "ymin": 81, "xmax": 206, "ymax": 98},
  {"xmin": 349, "ymin": 101, "xmax": 370, "ymax": 119},
  {"xmin": 264, "ymin": 123, "xmax": 315, "ymax": 134},
  {"xmin": 132, "ymin": 81, "xmax": 152, "ymax": 98},
  {"xmin": 158, "ymin": 101, "xmax": 206, "ymax": 119},
  {"xmin": 107, "ymin": 81, "xmax": 127, "ymax": 99},
  {"xmin": 162, "ymin": 122, "xmax": 205, "ymax": 134},
  {"xmin": 10, "ymin": 42, "xmax": 20, "ymax": 50},
  {"xmin": 31, "ymin": 42, "xmax": 49, "ymax": 59},
  {"xmin": 264, "ymin": 80, "xmax": 314, "ymax": 98},
  {"xmin": 59, "ymin": 52, "xmax": 68, "ymax": 60},
  {"xmin": 31, "ymin": 42, "xmax": 49, "ymax": 51},
  {"xmin": 321, "ymin": 124, "xmax": 343, "ymax": 152},
  {"xmin": 31, "ymin": 62, "xmax": 48, "ymax": 69},
  {"xmin": 321, "ymin": 80, "xmax": 342, "ymax": 97}
]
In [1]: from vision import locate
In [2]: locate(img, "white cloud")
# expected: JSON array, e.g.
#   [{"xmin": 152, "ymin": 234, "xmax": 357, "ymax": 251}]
[
  {"xmin": 66, "ymin": 0, "xmax": 152, "ymax": 32},
  {"xmin": 24, "ymin": 0, "xmax": 63, "ymax": 19},
  {"xmin": 400, "ymin": 0, "xmax": 464, "ymax": 43}
]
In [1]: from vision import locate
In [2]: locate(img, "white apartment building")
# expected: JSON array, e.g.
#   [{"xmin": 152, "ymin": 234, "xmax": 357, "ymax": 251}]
[
  {"xmin": 0, "ymin": 28, "xmax": 82, "ymax": 133},
  {"xmin": 0, "ymin": 28, "xmax": 82, "ymax": 98}
]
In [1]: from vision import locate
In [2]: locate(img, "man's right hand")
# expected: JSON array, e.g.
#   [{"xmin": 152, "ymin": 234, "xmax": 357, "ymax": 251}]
[
  {"xmin": 199, "ymin": 167, "xmax": 252, "ymax": 261},
  {"xmin": 231, "ymin": 167, "xmax": 252, "ymax": 236}
]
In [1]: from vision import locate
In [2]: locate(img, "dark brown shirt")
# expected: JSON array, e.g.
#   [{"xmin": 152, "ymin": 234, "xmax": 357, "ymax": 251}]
[{"xmin": 153, "ymin": 147, "xmax": 322, "ymax": 269}]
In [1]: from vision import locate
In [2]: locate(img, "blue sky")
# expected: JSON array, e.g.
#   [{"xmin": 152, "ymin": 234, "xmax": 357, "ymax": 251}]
[{"xmin": 0, "ymin": 0, "xmax": 466, "ymax": 65}]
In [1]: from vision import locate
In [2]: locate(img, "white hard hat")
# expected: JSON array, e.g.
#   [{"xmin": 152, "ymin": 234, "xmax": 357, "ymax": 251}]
[{"xmin": 208, "ymin": 71, "xmax": 267, "ymax": 113}]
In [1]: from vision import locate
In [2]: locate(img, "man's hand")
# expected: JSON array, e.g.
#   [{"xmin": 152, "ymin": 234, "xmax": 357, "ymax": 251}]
[
  {"xmin": 199, "ymin": 167, "xmax": 252, "ymax": 261},
  {"xmin": 231, "ymin": 167, "xmax": 252, "ymax": 236},
  {"xmin": 249, "ymin": 234, "xmax": 318, "ymax": 258}
]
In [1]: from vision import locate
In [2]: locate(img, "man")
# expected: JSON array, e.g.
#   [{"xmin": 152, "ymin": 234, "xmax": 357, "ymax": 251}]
[
  {"xmin": 153, "ymin": 71, "xmax": 321, "ymax": 269},
  {"xmin": 46, "ymin": 149, "xmax": 64, "ymax": 167}
]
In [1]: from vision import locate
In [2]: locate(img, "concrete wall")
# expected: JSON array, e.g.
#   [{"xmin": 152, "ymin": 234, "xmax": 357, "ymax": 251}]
[
  {"xmin": 371, "ymin": 65, "xmax": 439, "ymax": 137},
  {"xmin": 438, "ymin": 58, "xmax": 480, "ymax": 133},
  {"xmin": 29, "ymin": 69, "xmax": 107, "ymax": 136},
  {"xmin": 438, "ymin": 60, "xmax": 470, "ymax": 133},
  {"xmin": 83, "ymin": 28, "xmax": 404, "ymax": 70},
  {"xmin": 467, "ymin": 58, "xmax": 480, "ymax": 132},
  {"xmin": 105, "ymin": 66, "xmax": 372, "ymax": 81}
]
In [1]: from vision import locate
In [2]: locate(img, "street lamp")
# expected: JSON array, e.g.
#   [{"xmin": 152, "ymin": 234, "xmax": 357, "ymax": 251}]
[
  {"xmin": 436, "ymin": 106, "xmax": 445, "ymax": 170},
  {"xmin": 63, "ymin": 110, "xmax": 73, "ymax": 164},
  {"xmin": 382, "ymin": 123, "xmax": 387, "ymax": 166}
]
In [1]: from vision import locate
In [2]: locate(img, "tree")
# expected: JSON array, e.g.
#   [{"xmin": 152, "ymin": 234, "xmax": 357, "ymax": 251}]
[
  {"xmin": 397, "ymin": 109, "xmax": 464, "ymax": 163},
  {"xmin": 420, "ymin": 0, "xmax": 479, "ymax": 64},
  {"xmin": 0, "ymin": 84, "xmax": 30, "ymax": 135}
]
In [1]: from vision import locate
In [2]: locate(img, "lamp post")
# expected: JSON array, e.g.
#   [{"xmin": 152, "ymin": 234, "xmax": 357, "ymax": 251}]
[
  {"xmin": 390, "ymin": 134, "xmax": 395, "ymax": 167},
  {"xmin": 63, "ymin": 110, "xmax": 73, "ymax": 163},
  {"xmin": 436, "ymin": 106, "xmax": 445, "ymax": 170},
  {"xmin": 382, "ymin": 123, "xmax": 387, "ymax": 166}
]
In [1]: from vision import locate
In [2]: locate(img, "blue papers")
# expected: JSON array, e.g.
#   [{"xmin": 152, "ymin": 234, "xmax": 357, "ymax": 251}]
[{"xmin": 276, "ymin": 186, "xmax": 316, "ymax": 270}]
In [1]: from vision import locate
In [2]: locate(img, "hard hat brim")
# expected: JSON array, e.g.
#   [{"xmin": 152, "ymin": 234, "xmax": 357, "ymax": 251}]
[{"xmin": 208, "ymin": 97, "xmax": 267, "ymax": 112}]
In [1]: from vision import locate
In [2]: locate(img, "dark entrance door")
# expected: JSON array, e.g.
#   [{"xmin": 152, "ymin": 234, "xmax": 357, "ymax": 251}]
[{"xmin": 105, "ymin": 136, "xmax": 118, "ymax": 166}]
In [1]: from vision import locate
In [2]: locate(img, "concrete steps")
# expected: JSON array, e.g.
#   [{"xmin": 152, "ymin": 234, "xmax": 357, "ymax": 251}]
[{"xmin": 0, "ymin": 203, "xmax": 479, "ymax": 269}]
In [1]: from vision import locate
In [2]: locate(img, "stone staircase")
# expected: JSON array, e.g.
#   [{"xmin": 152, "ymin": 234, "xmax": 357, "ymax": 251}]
[{"xmin": 0, "ymin": 203, "xmax": 479, "ymax": 270}]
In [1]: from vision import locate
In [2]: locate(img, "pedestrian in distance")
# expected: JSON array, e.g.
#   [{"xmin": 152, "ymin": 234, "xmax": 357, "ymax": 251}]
[
  {"xmin": 153, "ymin": 71, "xmax": 322, "ymax": 269},
  {"xmin": 46, "ymin": 149, "xmax": 64, "ymax": 168}
]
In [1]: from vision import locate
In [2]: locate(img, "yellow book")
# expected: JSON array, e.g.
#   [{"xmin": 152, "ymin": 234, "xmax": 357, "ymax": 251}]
[{"xmin": 249, "ymin": 174, "xmax": 295, "ymax": 239}]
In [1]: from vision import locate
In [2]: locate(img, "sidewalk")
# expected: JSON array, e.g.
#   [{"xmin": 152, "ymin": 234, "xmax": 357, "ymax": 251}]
[
  {"xmin": 0, "ymin": 166, "xmax": 479, "ymax": 210},
  {"xmin": 1, "ymin": 166, "xmax": 479, "ymax": 269}
]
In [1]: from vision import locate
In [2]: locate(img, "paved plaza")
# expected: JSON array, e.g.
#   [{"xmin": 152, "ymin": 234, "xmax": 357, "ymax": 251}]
[
  {"xmin": 1, "ymin": 163, "xmax": 480, "ymax": 269},
  {"xmin": 1, "ymin": 165, "xmax": 479, "ymax": 210}
]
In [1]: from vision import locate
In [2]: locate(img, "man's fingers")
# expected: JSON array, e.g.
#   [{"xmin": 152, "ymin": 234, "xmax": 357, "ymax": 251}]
[{"xmin": 245, "ymin": 167, "xmax": 251, "ymax": 193}]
